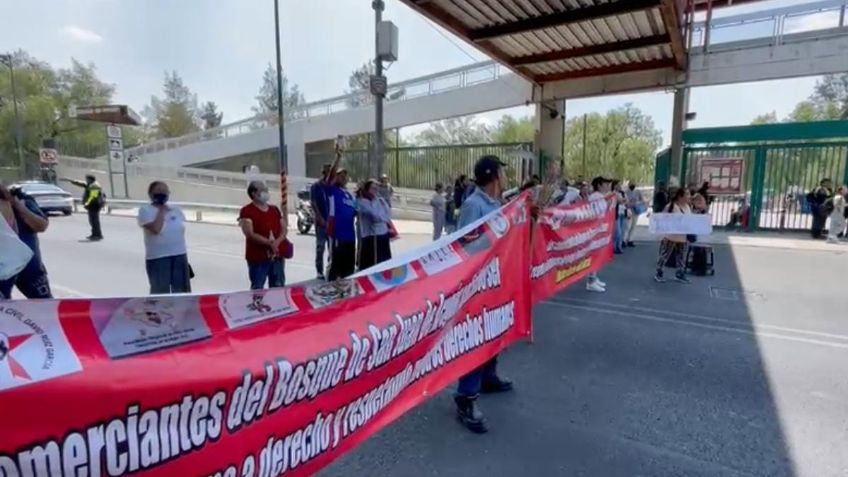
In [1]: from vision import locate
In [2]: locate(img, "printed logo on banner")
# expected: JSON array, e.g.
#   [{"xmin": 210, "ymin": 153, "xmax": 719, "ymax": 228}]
[
  {"xmin": 486, "ymin": 212, "xmax": 510, "ymax": 238},
  {"xmin": 219, "ymin": 288, "xmax": 299, "ymax": 329},
  {"xmin": 458, "ymin": 225, "xmax": 493, "ymax": 257},
  {"xmin": 419, "ymin": 244, "xmax": 464, "ymax": 276},
  {"xmin": 368, "ymin": 264, "xmax": 419, "ymax": 292},
  {"xmin": 304, "ymin": 280, "xmax": 363, "ymax": 309},
  {"xmin": 0, "ymin": 301, "xmax": 81, "ymax": 392},
  {"xmin": 90, "ymin": 296, "xmax": 211, "ymax": 358}
]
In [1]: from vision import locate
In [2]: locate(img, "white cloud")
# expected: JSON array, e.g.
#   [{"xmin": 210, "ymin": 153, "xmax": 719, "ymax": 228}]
[{"xmin": 60, "ymin": 25, "xmax": 103, "ymax": 44}]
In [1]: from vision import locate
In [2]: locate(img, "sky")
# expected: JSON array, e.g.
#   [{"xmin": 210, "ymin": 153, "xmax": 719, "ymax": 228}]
[{"xmin": 0, "ymin": 0, "xmax": 836, "ymax": 148}]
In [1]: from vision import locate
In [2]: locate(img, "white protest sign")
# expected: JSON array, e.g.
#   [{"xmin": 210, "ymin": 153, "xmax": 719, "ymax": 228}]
[{"xmin": 649, "ymin": 213, "xmax": 713, "ymax": 235}]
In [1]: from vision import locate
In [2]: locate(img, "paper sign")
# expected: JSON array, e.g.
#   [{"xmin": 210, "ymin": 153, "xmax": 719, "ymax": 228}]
[{"xmin": 649, "ymin": 213, "xmax": 713, "ymax": 235}]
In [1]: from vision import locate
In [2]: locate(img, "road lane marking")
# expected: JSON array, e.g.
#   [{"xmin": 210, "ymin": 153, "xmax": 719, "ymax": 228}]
[
  {"xmin": 542, "ymin": 301, "xmax": 848, "ymax": 350},
  {"xmin": 554, "ymin": 297, "xmax": 848, "ymax": 343}
]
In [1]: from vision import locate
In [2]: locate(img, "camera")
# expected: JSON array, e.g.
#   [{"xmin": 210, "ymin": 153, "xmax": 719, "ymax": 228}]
[{"xmin": 9, "ymin": 186, "xmax": 29, "ymax": 200}]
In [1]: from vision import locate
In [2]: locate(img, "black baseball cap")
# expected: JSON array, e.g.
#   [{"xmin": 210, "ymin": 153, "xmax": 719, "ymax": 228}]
[
  {"xmin": 591, "ymin": 176, "xmax": 611, "ymax": 189},
  {"xmin": 474, "ymin": 155, "xmax": 507, "ymax": 185}
]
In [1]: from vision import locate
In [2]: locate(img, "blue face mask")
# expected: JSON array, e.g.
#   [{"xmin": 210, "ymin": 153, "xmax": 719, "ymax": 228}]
[{"xmin": 152, "ymin": 193, "xmax": 169, "ymax": 205}]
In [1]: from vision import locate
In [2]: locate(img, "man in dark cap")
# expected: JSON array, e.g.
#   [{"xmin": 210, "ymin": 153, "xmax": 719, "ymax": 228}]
[{"xmin": 454, "ymin": 155, "xmax": 513, "ymax": 434}]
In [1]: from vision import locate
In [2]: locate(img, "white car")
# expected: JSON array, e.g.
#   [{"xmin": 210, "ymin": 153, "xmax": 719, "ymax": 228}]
[{"xmin": 13, "ymin": 181, "xmax": 74, "ymax": 216}]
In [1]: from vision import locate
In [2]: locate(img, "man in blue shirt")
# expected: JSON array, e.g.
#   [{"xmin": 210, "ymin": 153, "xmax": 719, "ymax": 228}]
[
  {"xmin": 454, "ymin": 155, "xmax": 513, "ymax": 434},
  {"xmin": 0, "ymin": 184, "xmax": 52, "ymax": 299},
  {"xmin": 326, "ymin": 167, "xmax": 357, "ymax": 280},
  {"xmin": 311, "ymin": 164, "xmax": 331, "ymax": 280}
]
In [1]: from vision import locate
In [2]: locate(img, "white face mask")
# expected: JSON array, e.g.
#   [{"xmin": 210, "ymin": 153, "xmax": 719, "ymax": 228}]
[{"xmin": 258, "ymin": 191, "xmax": 270, "ymax": 204}]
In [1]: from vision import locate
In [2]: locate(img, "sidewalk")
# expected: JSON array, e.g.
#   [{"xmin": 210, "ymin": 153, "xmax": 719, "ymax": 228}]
[{"xmin": 631, "ymin": 226, "xmax": 845, "ymax": 252}]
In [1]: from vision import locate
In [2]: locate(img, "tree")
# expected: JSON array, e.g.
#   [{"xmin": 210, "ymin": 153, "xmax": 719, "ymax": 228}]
[
  {"xmin": 490, "ymin": 115, "xmax": 534, "ymax": 143},
  {"xmin": 751, "ymin": 111, "xmax": 778, "ymax": 125},
  {"xmin": 811, "ymin": 74, "xmax": 848, "ymax": 119},
  {"xmin": 563, "ymin": 104, "xmax": 662, "ymax": 184},
  {"xmin": 0, "ymin": 51, "xmax": 126, "ymax": 166},
  {"xmin": 200, "ymin": 101, "xmax": 223, "ymax": 130},
  {"xmin": 252, "ymin": 63, "xmax": 305, "ymax": 122},
  {"xmin": 143, "ymin": 71, "xmax": 200, "ymax": 139},
  {"xmin": 415, "ymin": 117, "xmax": 491, "ymax": 146},
  {"xmin": 346, "ymin": 61, "xmax": 373, "ymax": 108}
]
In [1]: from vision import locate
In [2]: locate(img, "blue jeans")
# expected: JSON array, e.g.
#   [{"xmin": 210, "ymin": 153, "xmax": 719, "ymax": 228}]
[
  {"xmin": 146, "ymin": 254, "xmax": 191, "ymax": 295},
  {"xmin": 457, "ymin": 357, "xmax": 499, "ymax": 398},
  {"xmin": 315, "ymin": 226, "xmax": 327, "ymax": 276},
  {"xmin": 248, "ymin": 259, "xmax": 285, "ymax": 290},
  {"xmin": 615, "ymin": 215, "xmax": 626, "ymax": 252}
]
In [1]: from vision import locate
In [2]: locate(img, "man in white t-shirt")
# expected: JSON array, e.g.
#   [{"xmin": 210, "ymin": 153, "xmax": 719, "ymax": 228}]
[{"xmin": 137, "ymin": 181, "xmax": 191, "ymax": 294}]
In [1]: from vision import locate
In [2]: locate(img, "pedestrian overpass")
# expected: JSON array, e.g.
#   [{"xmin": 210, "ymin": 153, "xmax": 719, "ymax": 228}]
[{"xmin": 120, "ymin": 0, "xmax": 848, "ymax": 179}]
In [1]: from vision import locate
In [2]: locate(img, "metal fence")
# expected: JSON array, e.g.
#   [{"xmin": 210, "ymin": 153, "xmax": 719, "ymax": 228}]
[
  {"xmin": 683, "ymin": 142, "xmax": 848, "ymax": 231},
  {"xmin": 305, "ymin": 142, "xmax": 534, "ymax": 191}
]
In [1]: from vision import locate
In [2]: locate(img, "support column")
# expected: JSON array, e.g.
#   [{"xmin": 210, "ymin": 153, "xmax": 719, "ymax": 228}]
[
  {"xmin": 670, "ymin": 87, "xmax": 690, "ymax": 187},
  {"xmin": 534, "ymin": 97, "xmax": 566, "ymax": 179}
]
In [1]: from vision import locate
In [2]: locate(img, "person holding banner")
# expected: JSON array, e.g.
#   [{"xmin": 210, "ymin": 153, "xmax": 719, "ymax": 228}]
[
  {"xmin": 137, "ymin": 181, "xmax": 191, "ymax": 294},
  {"xmin": 586, "ymin": 176, "xmax": 612, "ymax": 293},
  {"xmin": 454, "ymin": 155, "xmax": 514, "ymax": 434},
  {"xmin": 239, "ymin": 181, "xmax": 287, "ymax": 289},
  {"xmin": 654, "ymin": 187, "xmax": 692, "ymax": 284},
  {"xmin": 326, "ymin": 168, "xmax": 357, "ymax": 280}
]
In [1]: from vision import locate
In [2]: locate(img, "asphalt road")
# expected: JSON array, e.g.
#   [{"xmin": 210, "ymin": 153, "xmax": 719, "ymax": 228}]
[{"xmin": 30, "ymin": 214, "xmax": 848, "ymax": 476}]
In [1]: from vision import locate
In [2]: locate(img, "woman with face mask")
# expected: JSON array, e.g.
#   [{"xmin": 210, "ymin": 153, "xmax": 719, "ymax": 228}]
[
  {"xmin": 137, "ymin": 181, "xmax": 190, "ymax": 294},
  {"xmin": 357, "ymin": 178, "xmax": 392, "ymax": 270},
  {"xmin": 239, "ymin": 180, "xmax": 287, "ymax": 289}
]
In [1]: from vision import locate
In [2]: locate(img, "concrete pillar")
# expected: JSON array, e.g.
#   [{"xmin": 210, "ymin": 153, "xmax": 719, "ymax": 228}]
[
  {"xmin": 670, "ymin": 87, "xmax": 690, "ymax": 187},
  {"xmin": 534, "ymin": 97, "xmax": 566, "ymax": 178}
]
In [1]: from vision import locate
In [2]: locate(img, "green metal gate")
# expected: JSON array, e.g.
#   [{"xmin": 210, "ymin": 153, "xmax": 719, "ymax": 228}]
[{"xmin": 682, "ymin": 142, "xmax": 848, "ymax": 231}]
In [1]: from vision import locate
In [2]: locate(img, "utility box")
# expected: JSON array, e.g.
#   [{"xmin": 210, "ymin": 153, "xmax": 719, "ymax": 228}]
[{"xmin": 377, "ymin": 21, "xmax": 399, "ymax": 61}]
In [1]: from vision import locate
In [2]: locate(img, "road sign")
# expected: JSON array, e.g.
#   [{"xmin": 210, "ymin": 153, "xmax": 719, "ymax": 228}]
[
  {"xmin": 106, "ymin": 125, "xmax": 122, "ymax": 139},
  {"xmin": 109, "ymin": 138, "xmax": 123, "ymax": 151},
  {"xmin": 110, "ymin": 150, "xmax": 124, "ymax": 161},
  {"xmin": 39, "ymin": 148, "xmax": 59, "ymax": 165}
]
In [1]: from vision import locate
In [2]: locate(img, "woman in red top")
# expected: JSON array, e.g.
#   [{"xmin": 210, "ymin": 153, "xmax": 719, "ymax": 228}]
[{"xmin": 238, "ymin": 181, "xmax": 288, "ymax": 289}]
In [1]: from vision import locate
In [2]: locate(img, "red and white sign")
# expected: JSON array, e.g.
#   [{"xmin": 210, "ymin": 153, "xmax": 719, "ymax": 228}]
[
  {"xmin": 0, "ymin": 196, "xmax": 534, "ymax": 477},
  {"xmin": 699, "ymin": 158, "xmax": 745, "ymax": 195},
  {"xmin": 531, "ymin": 195, "xmax": 616, "ymax": 303},
  {"xmin": 38, "ymin": 148, "xmax": 58, "ymax": 165}
]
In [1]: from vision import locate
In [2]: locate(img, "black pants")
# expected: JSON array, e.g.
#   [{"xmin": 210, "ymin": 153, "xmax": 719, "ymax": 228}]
[
  {"xmin": 811, "ymin": 208, "xmax": 826, "ymax": 238},
  {"xmin": 328, "ymin": 240, "xmax": 356, "ymax": 281},
  {"xmin": 87, "ymin": 206, "xmax": 103, "ymax": 238},
  {"xmin": 359, "ymin": 234, "xmax": 391, "ymax": 271}
]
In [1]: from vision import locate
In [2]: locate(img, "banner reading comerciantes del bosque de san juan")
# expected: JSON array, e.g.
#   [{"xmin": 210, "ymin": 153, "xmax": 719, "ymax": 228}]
[
  {"xmin": 530, "ymin": 195, "xmax": 616, "ymax": 303},
  {"xmin": 0, "ymin": 196, "xmax": 533, "ymax": 477}
]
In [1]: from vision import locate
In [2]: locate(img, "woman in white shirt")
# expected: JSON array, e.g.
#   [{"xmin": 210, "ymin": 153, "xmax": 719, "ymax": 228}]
[
  {"xmin": 654, "ymin": 187, "xmax": 692, "ymax": 284},
  {"xmin": 137, "ymin": 181, "xmax": 190, "ymax": 294}
]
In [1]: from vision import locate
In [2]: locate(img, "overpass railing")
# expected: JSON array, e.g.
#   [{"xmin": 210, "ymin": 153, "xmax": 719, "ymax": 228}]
[
  {"xmin": 691, "ymin": 0, "xmax": 848, "ymax": 52},
  {"xmin": 120, "ymin": 61, "xmax": 505, "ymax": 159}
]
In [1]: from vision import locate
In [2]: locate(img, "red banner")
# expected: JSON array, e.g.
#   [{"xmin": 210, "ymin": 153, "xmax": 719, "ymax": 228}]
[
  {"xmin": 0, "ymin": 197, "xmax": 532, "ymax": 477},
  {"xmin": 530, "ymin": 195, "xmax": 616, "ymax": 303}
]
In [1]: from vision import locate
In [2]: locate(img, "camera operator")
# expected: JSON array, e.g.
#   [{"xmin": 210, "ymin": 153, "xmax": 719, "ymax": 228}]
[{"xmin": 0, "ymin": 183, "xmax": 52, "ymax": 299}]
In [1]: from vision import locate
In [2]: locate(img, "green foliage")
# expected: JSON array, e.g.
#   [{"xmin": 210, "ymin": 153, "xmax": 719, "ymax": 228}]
[
  {"xmin": 200, "ymin": 101, "xmax": 223, "ymax": 130},
  {"xmin": 252, "ymin": 63, "xmax": 305, "ymax": 121},
  {"xmin": 142, "ymin": 71, "xmax": 200, "ymax": 139},
  {"xmin": 490, "ymin": 115, "xmax": 534, "ymax": 143},
  {"xmin": 414, "ymin": 116, "xmax": 492, "ymax": 146},
  {"xmin": 563, "ymin": 104, "xmax": 662, "ymax": 184},
  {"xmin": 0, "ymin": 51, "xmax": 120, "ymax": 168}
]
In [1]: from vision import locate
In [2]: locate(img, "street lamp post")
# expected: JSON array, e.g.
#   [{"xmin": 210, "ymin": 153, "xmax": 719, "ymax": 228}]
[
  {"xmin": 1, "ymin": 53, "xmax": 25, "ymax": 178},
  {"xmin": 372, "ymin": 0, "xmax": 386, "ymax": 178},
  {"xmin": 273, "ymin": 0, "xmax": 288, "ymax": 215}
]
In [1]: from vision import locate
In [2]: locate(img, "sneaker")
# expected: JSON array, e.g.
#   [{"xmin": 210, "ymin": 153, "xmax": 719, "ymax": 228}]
[
  {"xmin": 586, "ymin": 281, "xmax": 606, "ymax": 293},
  {"xmin": 674, "ymin": 273, "xmax": 691, "ymax": 284},
  {"xmin": 654, "ymin": 271, "xmax": 666, "ymax": 283},
  {"xmin": 595, "ymin": 278, "xmax": 607, "ymax": 287},
  {"xmin": 454, "ymin": 396, "xmax": 488, "ymax": 434},
  {"xmin": 627, "ymin": 241, "xmax": 636, "ymax": 247},
  {"xmin": 481, "ymin": 376, "xmax": 513, "ymax": 394}
]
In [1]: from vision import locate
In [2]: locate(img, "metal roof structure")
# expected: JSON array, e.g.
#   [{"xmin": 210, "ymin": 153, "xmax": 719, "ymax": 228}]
[{"xmin": 400, "ymin": 0, "xmax": 767, "ymax": 85}]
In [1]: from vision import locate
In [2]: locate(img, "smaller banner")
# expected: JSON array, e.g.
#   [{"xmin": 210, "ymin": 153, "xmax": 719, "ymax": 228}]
[
  {"xmin": 649, "ymin": 213, "xmax": 712, "ymax": 235},
  {"xmin": 699, "ymin": 158, "xmax": 744, "ymax": 194},
  {"xmin": 530, "ymin": 196, "xmax": 615, "ymax": 303}
]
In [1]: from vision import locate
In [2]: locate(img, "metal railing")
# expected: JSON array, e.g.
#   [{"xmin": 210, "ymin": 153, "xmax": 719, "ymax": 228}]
[
  {"xmin": 120, "ymin": 61, "xmax": 505, "ymax": 160},
  {"xmin": 692, "ymin": 0, "xmax": 848, "ymax": 52}
]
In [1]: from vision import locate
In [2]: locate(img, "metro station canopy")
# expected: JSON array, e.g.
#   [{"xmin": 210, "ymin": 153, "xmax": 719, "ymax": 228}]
[{"xmin": 401, "ymin": 0, "xmax": 765, "ymax": 84}]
